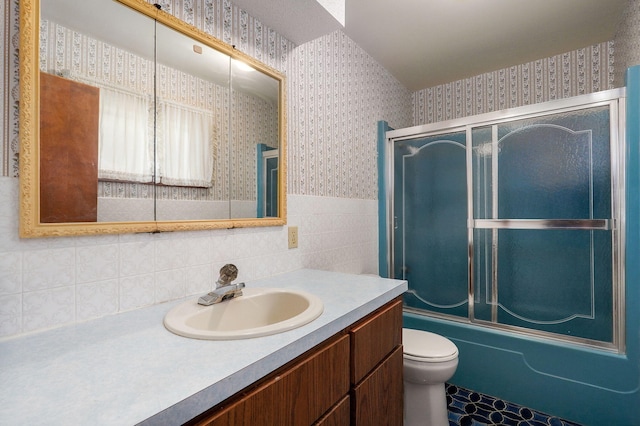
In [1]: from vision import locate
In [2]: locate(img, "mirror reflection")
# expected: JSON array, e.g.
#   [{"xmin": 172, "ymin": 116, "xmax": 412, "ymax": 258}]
[
  {"xmin": 258, "ymin": 148, "xmax": 279, "ymax": 218},
  {"xmin": 154, "ymin": 21, "xmax": 231, "ymax": 221},
  {"xmin": 230, "ymin": 58, "xmax": 280, "ymax": 218},
  {"xmin": 40, "ymin": 0, "xmax": 157, "ymax": 223},
  {"xmin": 27, "ymin": 0, "xmax": 284, "ymax": 236}
]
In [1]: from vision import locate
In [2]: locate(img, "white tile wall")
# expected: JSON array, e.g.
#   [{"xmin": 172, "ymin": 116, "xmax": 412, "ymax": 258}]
[{"xmin": 0, "ymin": 176, "xmax": 379, "ymax": 339}]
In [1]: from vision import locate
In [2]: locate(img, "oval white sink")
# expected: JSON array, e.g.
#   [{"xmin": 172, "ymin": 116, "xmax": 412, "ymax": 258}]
[{"xmin": 164, "ymin": 287, "xmax": 324, "ymax": 340}]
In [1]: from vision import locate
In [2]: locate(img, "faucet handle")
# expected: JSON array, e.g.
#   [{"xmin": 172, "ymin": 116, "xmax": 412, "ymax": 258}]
[{"xmin": 217, "ymin": 264, "xmax": 238, "ymax": 286}]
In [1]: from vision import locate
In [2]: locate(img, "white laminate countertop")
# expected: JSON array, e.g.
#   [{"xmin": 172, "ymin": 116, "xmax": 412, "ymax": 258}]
[{"xmin": 0, "ymin": 269, "xmax": 407, "ymax": 425}]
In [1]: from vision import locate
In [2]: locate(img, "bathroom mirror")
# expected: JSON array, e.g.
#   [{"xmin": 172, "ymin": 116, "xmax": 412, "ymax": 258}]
[{"xmin": 19, "ymin": 0, "xmax": 286, "ymax": 237}]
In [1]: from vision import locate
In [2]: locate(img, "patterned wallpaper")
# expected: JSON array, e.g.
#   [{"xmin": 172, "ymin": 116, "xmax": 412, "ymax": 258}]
[
  {"xmin": 411, "ymin": 0, "xmax": 640, "ymax": 126},
  {"xmin": 147, "ymin": 0, "xmax": 292, "ymax": 72},
  {"xmin": 2, "ymin": 0, "xmax": 19, "ymax": 177},
  {"xmin": 287, "ymin": 30, "xmax": 412, "ymax": 199},
  {"xmin": 3, "ymin": 0, "xmax": 640, "ymax": 194},
  {"xmin": 412, "ymin": 41, "xmax": 615, "ymax": 125},
  {"xmin": 613, "ymin": 0, "xmax": 640, "ymax": 87}
]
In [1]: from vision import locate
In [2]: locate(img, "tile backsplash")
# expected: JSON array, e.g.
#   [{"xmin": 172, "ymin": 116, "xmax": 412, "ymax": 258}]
[{"xmin": 0, "ymin": 177, "xmax": 378, "ymax": 338}]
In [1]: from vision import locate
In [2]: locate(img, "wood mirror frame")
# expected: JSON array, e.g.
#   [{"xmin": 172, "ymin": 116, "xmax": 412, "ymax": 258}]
[{"xmin": 19, "ymin": 0, "xmax": 287, "ymax": 238}]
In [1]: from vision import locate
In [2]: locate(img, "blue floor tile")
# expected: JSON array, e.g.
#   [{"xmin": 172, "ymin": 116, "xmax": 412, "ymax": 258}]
[{"xmin": 446, "ymin": 384, "xmax": 582, "ymax": 426}]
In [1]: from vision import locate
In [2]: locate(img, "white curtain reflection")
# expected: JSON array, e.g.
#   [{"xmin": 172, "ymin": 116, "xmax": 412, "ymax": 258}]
[
  {"xmin": 157, "ymin": 101, "xmax": 215, "ymax": 188},
  {"xmin": 98, "ymin": 88, "xmax": 153, "ymax": 183},
  {"xmin": 98, "ymin": 87, "xmax": 215, "ymax": 188}
]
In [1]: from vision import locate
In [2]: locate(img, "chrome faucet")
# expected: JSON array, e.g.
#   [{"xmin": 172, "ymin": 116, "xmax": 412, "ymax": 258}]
[{"xmin": 198, "ymin": 264, "xmax": 245, "ymax": 306}]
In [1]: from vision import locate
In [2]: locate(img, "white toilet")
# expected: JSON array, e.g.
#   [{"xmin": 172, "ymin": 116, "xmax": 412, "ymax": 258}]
[{"xmin": 403, "ymin": 328, "xmax": 459, "ymax": 426}]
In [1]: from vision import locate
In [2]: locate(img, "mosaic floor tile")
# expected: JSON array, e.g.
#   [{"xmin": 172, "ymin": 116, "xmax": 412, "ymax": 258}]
[{"xmin": 446, "ymin": 384, "xmax": 582, "ymax": 426}]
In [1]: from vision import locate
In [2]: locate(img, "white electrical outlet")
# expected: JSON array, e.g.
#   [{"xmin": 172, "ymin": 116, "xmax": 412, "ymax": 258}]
[{"xmin": 288, "ymin": 226, "xmax": 298, "ymax": 249}]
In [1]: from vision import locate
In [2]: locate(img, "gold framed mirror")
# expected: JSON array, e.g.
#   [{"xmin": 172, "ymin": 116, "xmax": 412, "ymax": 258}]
[{"xmin": 19, "ymin": 0, "xmax": 286, "ymax": 238}]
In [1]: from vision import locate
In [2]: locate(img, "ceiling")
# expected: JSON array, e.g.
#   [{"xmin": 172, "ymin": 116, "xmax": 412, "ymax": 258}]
[{"xmin": 231, "ymin": 0, "xmax": 629, "ymax": 91}]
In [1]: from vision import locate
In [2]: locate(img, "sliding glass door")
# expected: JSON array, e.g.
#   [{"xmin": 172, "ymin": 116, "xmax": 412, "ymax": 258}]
[{"xmin": 391, "ymin": 91, "xmax": 624, "ymax": 350}]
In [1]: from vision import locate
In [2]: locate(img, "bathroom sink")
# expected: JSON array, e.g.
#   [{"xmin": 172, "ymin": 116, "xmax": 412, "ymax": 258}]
[{"xmin": 163, "ymin": 287, "xmax": 324, "ymax": 340}]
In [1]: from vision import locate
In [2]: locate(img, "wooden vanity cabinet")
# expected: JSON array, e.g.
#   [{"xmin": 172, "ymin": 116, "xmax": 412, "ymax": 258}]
[
  {"xmin": 350, "ymin": 299, "xmax": 403, "ymax": 425},
  {"xmin": 187, "ymin": 297, "xmax": 403, "ymax": 426},
  {"xmin": 190, "ymin": 334, "xmax": 350, "ymax": 426}
]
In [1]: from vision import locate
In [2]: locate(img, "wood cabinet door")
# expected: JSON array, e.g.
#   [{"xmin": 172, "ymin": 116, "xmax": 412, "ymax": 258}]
[
  {"xmin": 40, "ymin": 72, "xmax": 99, "ymax": 223},
  {"xmin": 350, "ymin": 298, "xmax": 403, "ymax": 385},
  {"xmin": 352, "ymin": 346, "xmax": 403, "ymax": 426},
  {"xmin": 192, "ymin": 334, "xmax": 350, "ymax": 426}
]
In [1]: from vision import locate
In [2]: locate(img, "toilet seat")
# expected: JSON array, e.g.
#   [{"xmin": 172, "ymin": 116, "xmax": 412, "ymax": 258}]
[{"xmin": 403, "ymin": 328, "xmax": 458, "ymax": 362}]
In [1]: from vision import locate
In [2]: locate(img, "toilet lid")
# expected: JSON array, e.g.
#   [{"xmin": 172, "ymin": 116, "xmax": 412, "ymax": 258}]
[{"xmin": 403, "ymin": 328, "xmax": 459, "ymax": 362}]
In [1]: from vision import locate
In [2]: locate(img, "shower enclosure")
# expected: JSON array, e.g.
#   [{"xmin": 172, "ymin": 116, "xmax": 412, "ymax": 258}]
[{"xmin": 386, "ymin": 89, "xmax": 625, "ymax": 351}]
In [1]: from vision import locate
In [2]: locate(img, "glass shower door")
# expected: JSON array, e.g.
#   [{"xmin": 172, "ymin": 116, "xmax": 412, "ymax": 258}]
[
  {"xmin": 394, "ymin": 131, "xmax": 469, "ymax": 319},
  {"xmin": 390, "ymin": 95, "xmax": 623, "ymax": 350},
  {"xmin": 471, "ymin": 106, "xmax": 615, "ymax": 343}
]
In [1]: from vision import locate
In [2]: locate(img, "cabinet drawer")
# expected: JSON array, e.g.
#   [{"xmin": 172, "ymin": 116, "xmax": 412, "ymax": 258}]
[
  {"xmin": 193, "ymin": 334, "xmax": 350, "ymax": 426},
  {"xmin": 314, "ymin": 395, "xmax": 350, "ymax": 426},
  {"xmin": 350, "ymin": 298, "xmax": 403, "ymax": 385},
  {"xmin": 351, "ymin": 346, "xmax": 404, "ymax": 426}
]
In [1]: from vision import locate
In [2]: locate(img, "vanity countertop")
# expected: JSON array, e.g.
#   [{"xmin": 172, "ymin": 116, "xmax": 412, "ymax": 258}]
[{"xmin": 0, "ymin": 269, "xmax": 407, "ymax": 425}]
